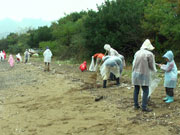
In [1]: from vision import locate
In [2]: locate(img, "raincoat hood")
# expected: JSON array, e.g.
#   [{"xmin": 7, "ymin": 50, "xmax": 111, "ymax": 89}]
[
  {"xmin": 163, "ymin": 50, "xmax": 174, "ymax": 62},
  {"xmin": 104, "ymin": 44, "xmax": 111, "ymax": 51},
  {"xmin": 140, "ymin": 39, "xmax": 155, "ymax": 51}
]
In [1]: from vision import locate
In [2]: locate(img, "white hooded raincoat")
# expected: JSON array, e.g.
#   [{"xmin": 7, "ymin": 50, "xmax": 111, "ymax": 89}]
[
  {"xmin": 132, "ymin": 39, "xmax": 157, "ymax": 86},
  {"xmin": 43, "ymin": 49, "xmax": 52, "ymax": 63}
]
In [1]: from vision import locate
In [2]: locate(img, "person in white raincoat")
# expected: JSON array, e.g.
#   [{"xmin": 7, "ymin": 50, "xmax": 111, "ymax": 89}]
[
  {"xmin": 158, "ymin": 50, "xmax": 177, "ymax": 103},
  {"xmin": 100, "ymin": 56, "xmax": 123, "ymax": 88},
  {"xmin": 43, "ymin": 46, "xmax": 52, "ymax": 71},
  {"xmin": 132, "ymin": 39, "xmax": 157, "ymax": 112},
  {"xmin": 0, "ymin": 51, "xmax": 4, "ymax": 61},
  {"xmin": 24, "ymin": 49, "xmax": 30, "ymax": 63},
  {"xmin": 16, "ymin": 53, "xmax": 22, "ymax": 63},
  {"xmin": 104, "ymin": 44, "xmax": 125, "ymax": 80},
  {"xmin": 104, "ymin": 44, "xmax": 126, "ymax": 67}
]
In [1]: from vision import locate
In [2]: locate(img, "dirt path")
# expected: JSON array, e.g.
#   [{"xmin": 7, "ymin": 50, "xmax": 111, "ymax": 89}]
[{"xmin": 0, "ymin": 59, "xmax": 180, "ymax": 135}]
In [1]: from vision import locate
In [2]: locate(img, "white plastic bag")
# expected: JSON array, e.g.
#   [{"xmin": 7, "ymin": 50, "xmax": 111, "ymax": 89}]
[
  {"xmin": 141, "ymin": 72, "xmax": 161, "ymax": 97},
  {"xmin": 148, "ymin": 78, "xmax": 160, "ymax": 97},
  {"xmin": 149, "ymin": 72, "xmax": 161, "ymax": 97},
  {"xmin": 89, "ymin": 57, "xmax": 95, "ymax": 71}
]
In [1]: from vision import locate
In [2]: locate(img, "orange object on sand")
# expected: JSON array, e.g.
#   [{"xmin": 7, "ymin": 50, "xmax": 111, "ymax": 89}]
[{"xmin": 79, "ymin": 61, "xmax": 87, "ymax": 72}]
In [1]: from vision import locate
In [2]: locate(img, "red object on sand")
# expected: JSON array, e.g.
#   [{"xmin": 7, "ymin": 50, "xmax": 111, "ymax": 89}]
[
  {"xmin": 79, "ymin": 61, "xmax": 87, "ymax": 72},
  {"xmin": 3, "ymin": 50, "xmax": 6, "ymax": 59}
]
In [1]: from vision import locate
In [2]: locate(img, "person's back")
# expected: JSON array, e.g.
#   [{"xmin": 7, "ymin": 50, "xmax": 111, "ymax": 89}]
[
  {"xmin": 100, "ymin": 56, "xmax": 123, "ymax": 88},
  {"xmin": 103, "ymin": 56, "xmax": 122, "ymax": 67},
  {"xmin": 132, "ymin": 39, "xmax": 157, "ymax": 112},
  {"xmin": 132, "ymin": 48, "xmax": 156, "ymax": 86},
  {"xmin": 43, "ymin": 49, "xmax": 52, "ymax": 63},
  {"xmin": 43, "ymin": 47, "xmax": 53, "ymax": 71},
  {"xmin": 133, "ymin": 50, "xmax": 152, "ymax": 73}
]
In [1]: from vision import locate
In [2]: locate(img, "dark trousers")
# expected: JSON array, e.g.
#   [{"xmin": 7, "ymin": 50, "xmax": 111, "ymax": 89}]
[
  {"xmin": 110, "ymin": 73, "xmax": 116, "ymax": 81},
  {"xmin": 25, "ymin": 58, "xmax": 28, "ymax": 63},
  {"xmin": 134, "ymin": 85, "xmax": 149, "ymax": 110},
  {"xmin": 165, "ymin": 87, "xmax": 174, "ymax": 97}
]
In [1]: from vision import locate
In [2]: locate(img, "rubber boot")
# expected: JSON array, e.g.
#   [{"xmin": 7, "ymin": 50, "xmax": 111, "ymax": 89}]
[
  {"xmin": 103, "ymin": 80, "xmax": 107, "ymax": 88},
  {"xmin": 165, "ymin": 96, "xmax": 174, "ymax": 103},
  {"xmin": 116, "ymin": 77, "xmax": 120, "ymax": 86},
  {"xmin": 163, "ymin": 95, "xmax": 169, "ymax": 101}
]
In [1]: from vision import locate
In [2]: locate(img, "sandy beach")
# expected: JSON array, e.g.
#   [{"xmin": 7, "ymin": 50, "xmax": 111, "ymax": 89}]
[{"xmin": 0, "ymin": 59, "xmax": 180, "ymax": 135}]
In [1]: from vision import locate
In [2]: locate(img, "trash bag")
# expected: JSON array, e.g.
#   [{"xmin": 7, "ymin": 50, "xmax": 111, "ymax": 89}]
[
  {"xmin": 148, "ymin": 72, "xmax": 161, "ymax": 97},
  {"xmin": 141, "ymin": 72, "xmax": 161, "ymax": 97},
  {"xmin": 89, "ymin": 57, "xmax": 95, "ymax": 71}
]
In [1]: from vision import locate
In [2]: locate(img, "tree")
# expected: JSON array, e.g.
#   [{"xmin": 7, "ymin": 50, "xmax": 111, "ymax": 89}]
[
  {"xmin": 50, "ymin": 12, "xmax": 87, "ymax": 59},
  {"xmin": 142, "ymin": 0, "xmax": 180, "ymax": 61},
  {"xmin": 83, "ymin": 0, "xmax": 145, "ymax": 58},
  {"xmin": 28, "ymin": 26, "xmax": 52, "ymax": 48}
]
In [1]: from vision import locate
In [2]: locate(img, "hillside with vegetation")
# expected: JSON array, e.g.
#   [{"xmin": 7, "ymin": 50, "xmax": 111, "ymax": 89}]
[{"xmin": 0, "ymin": 0, "xmax": 180, "ymax": 62}]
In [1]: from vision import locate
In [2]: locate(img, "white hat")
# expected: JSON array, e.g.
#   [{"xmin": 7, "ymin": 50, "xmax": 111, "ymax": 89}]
[
  {"xmin": 140, "ymin": 39, "xmax": 155, "ymax": 51},
  {"xmin": 104, "ymin": 44, "xmax": 111, "ymax": 51}
]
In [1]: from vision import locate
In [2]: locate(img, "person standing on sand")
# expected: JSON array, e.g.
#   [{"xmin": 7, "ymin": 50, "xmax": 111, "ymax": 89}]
[
  {"xmin": 43, "ymin": 46, "xmax": 53, "ymax": 72},
  {"xmin": 132, "ymin": 39, "xmax": 157, "ymax": 112},
  {"xmin": 158, "ymin": 50, "xmax": 177, "ymax": 103},
  {"xmin": 2, "ymin": 50, "xmax": 6, "ymax": 60},
  {"xmin": 0, "ymin": 51, "xmax": 4, "ymax": 61},
  {"xmin": 8, "ymin": 54, "xmax": 15, "ymax": 68},
  {"xmin": 24, "ymin": 49, "xmax": 30, "ymax": 63}
]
